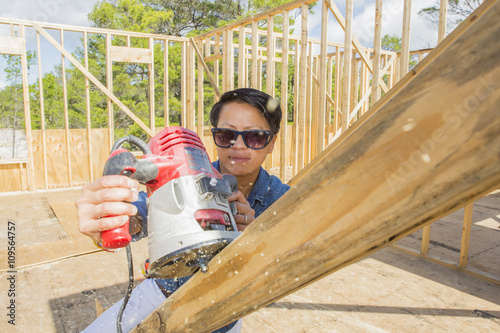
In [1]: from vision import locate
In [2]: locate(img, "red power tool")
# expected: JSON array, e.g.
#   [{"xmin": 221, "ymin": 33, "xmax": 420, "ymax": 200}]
[{"xmin": 101, "ymin": 126, "xmax": 240, "ymax": 278}]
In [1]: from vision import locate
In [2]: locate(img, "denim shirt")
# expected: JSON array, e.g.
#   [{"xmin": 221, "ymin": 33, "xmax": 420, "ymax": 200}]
[{"xmin": 131, "ymin": 161, "xmax": 289, "ymax": 332}]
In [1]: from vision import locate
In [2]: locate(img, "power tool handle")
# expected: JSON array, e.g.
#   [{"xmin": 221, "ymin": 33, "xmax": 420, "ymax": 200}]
[{"xmin": 101, "ymin": 159, "xmax": 136, "ymax": 249}]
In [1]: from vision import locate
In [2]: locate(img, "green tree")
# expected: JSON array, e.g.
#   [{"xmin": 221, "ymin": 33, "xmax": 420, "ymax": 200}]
[
  {"xmin": 418, "ymin": 0, "xmax": 483, "ymax": 30},
  {"xmin": 381, "ymin": 34, "xmax": 402, "ymax": 52}
]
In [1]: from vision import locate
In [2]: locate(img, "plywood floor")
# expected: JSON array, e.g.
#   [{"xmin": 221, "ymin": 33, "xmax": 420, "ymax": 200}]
[{"xmin": 0, "ymin": 187, "xmax": 499, "ymax": 332}]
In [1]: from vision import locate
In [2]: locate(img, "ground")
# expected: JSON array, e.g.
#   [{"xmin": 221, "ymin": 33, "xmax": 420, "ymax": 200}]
[{"xmin": 0, "ymin": 187, "xmax": 499, "ymax": 332}]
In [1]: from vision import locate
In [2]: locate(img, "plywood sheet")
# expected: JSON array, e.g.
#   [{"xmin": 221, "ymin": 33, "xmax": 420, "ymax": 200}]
[{"xmin": 0, "ymin": 200, "xmax": 98, "ymax": 271}]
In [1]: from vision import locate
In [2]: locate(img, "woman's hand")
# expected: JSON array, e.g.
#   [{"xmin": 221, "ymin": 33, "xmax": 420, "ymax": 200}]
[
  {"xmin": 228, "ymin": 191, "xmax": 255, "ymax": 231},
  {"xmin": 75, "ymin": 175, "xmax": 140, "ymax": 243}
]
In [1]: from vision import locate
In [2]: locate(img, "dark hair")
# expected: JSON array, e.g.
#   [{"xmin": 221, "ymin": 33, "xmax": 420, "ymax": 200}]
[{"xmin": 209, "ymin": 88, "xmax": 282, "ymax": 135}]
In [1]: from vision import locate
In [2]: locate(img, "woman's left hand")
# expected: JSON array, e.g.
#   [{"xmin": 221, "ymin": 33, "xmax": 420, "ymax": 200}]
[{"xmin": 228, "ymin": 191, "xmax": 255, "ymax": 231}]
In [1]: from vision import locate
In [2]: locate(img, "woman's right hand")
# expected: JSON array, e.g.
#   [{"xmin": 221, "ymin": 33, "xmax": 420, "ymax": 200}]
[{"xmin": 75, "ymin": 175, "xmax": 140, "ymax": 244}]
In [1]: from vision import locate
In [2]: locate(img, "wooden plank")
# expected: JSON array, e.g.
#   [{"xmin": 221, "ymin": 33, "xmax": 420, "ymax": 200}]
[
  {"xmin": 258, "ymin": 55, "xmax": 263, "ymax": 90},
  {"xmin": 400, "ymin": 0, "xmax": 412, "ymax": 79},
  {"xmin": 266, "ymin": 15, "xmax": 275, "ymax": 97},
  {"xmin": 221, "ymin": 30, "xmax": 227, "ymax": 92},
  {"xmin": 106, "ymin": 33, "xmax": 114, "ymax": 149},
  {"xmin": 84, "ymin": 31, "xmax": 94, "ymax": 183},
  {"xmin": 60, "ymin": 29, "xmax": 72, "ymax": 187},
  {"xmin": 326, "ymin": 55, "xmax": 333, "ymax": 143},
  {"xmin": 297, "ymin": 5, "xmax": 308, "ymax": 172},
  {"xmin": 181, "ymin": 41, "xmax": 187, "ymax": 127},
  {"xmin": 197, "ymin": 38, "xmax": 204, "ymax": 138},
  {"xmin": 132, "ymin": 4, "xmax": 500, "ymax": 330},
  {"xmin": 190, "ymin": 38, "xmax": 220, "ymax": 99},
  {"xmin": 36, "ymin": 31, "xmax": 49, "ymax": 189},
  {"xmin": 195, "ymin": 0, "xmax": 318, "ymax": 40},
  {"xmin": 69, "ymin": 129, "xmax": 92, "ymax": 186},
  {"xmin": 438, "ymin": 0, "xmax": 448, "ymax": 43},
  {"xmin": 421, "ymin": 225, "xmax": 431, "ymax": 255},
  {"xmin": 164, "ymin": 40, "xmax": 169, "ymax": 127},
  {"xmin": 0, "ymin": 36, "xmax": 24, "ymax": 55},
  {"xmin": 238, "ymin": 25, "xmax": 246, "ymax": 88},
  {"xmin": 109, "ymin": 45, "xmax": 153, "ymax": 63},
  {"xmin": 0, "ymin": 17, "xmax": 188, "ymax": 42},
  {"xmin": 226, "ymin": 29, "xmax": 234, "ymax": 92},
  {"xmin": 334, "ymin": 47, "xmax": 341, "ymax": 132},
  {"xmin": 0, "ymin": 163, "xmax": 25, "ymax": 192},
  {"xmin": 341, "ymin": 0, "xmax": 353, "ymax": 131},
  {"xmin": 251, "ymin": 21, "xmax": 258, "ymax": 89},
  {"xmin": 0, "ymin": 200, "xmax": 98, "ymax": 271},
  {"xmin": 324, "ymin": 0, "xmax": 389, "ymax": 94},
  {"xmin": 459, "ymin": 203, "xmax": 474, "ymax": 268},
  {"xmin": 148, "ymin": 38, "xmax": 155, "ymax": 135},
  {"xmin": 305, "ymin": 42, "xmax": 313, "ymax": 164},
  {"xmin": 280, "ymin": 11, "xmax": 290, "ymax": 183},
  {"xmin": 309, "ymin": 56, "xmax": 317, "ymax": 162},
  {"xmin": 189, "ymin": 41, "xmax": 196, "ymax": 130},
  {"xmin": 214, "ymin": 34, "xmax": 221, "ymax": 102},
  {"xmin": 19, "ymin": 26, "xmax": 35, "ymax": 191},
  {"xmin": 292, "ymin": 41, "xmax": 300, "ymax": 177},
  {"xmin": 349, "ymin": 56, "xmax": 358, "ymax": 124},
  {"xmin": 33, "ymin": 25, "xmax": 155, "ymax": 137},
  {"xmin": 265, "ymin": 16, "xmax": 275, "ymax": 171},
  {"xmin": 317, "ymin": 0, "xmax": 328, "ymax": 154}
]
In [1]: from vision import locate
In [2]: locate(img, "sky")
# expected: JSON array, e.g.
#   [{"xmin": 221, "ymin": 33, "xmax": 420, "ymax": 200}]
[{"xmin": 0, "ymin": 0, "xmax": 441, "ymax": 88}]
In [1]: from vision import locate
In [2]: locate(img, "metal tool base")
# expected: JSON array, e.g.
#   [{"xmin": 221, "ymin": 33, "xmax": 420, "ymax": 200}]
[{"xmin": 148, "ymin": 238, "xmax": 234, "ymax": 279}]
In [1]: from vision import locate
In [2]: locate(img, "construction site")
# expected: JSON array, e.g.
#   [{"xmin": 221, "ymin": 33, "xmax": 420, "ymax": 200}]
[{"xmin": 1, "ymin": 0, "xmax": 499, "ymax": 332}]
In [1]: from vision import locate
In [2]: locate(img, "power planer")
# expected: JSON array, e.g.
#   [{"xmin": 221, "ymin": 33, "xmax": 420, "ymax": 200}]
[{"xmin": 101, "ymin": 126, "xmax": 240, "ymax": 279}]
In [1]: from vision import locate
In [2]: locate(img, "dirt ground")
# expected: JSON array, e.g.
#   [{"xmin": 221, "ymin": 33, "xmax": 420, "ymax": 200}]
[{"xmin": 0, "ymin": 187, "xmax": 499, "ymax": 332}]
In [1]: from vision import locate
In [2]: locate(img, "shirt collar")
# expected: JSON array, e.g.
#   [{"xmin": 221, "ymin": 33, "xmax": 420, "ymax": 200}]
[{"xmin": 212, "ymin": 160, "xmax": 268, "ymax": 207}]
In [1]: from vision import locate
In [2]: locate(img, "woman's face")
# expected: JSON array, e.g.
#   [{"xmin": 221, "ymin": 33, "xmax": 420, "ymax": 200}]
[{"xmin": 215, "ymin": 101, "xmax": 276, "ymax": 179}]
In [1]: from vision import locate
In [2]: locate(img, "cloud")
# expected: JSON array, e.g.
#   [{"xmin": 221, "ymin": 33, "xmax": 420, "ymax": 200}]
[{"xmin": 0, "ymin": 0, "xmax": 98, "ymax": 27}]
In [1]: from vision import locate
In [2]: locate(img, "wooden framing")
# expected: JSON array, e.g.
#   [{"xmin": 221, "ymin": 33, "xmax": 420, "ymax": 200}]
[
  {"xmin": 371, "ymin": 0, "xmax": 383, "ymax": 104},
  {"xmin": 131, "ymin": 2, "xmax": 500, "ymax": 329},
  {"xmin": 0, "ymin": 0, "xmax": 492, "ymax": 284},
  {"xmin": 341, "ymin": 0, "xmax": 353, "ymax": 131},
  {"xmin": 280, "ymin": 11, "xmax": 290, "ymax": 182},
  {"xmin": 400, "ymin": 0, "xmax": 412, "ymax": 79}
]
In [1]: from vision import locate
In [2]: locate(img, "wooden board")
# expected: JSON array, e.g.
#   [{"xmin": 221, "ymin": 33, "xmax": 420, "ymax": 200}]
[
  {"xmin": 0, "ymin": 200, "xmax": 98, "ymax": 271},
  {"xmin": 131, "ymin": 2, "xmax": 500, "ymax": 331}
]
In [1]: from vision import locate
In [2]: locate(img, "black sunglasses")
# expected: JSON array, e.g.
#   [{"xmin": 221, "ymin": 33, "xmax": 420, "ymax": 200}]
[{"xmin": 211, "ymin": 128, "xmax": 273, "ymax": 150}]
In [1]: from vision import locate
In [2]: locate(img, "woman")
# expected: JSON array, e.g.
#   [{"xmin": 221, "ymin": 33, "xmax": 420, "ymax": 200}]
[{"xmin": 76, "ymin": 88, "xmax": 290, "ymax": 332}]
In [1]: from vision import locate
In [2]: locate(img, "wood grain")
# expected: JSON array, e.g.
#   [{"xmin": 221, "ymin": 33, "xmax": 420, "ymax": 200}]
[{"xmin": 131, "ymin": 2, "xmax": 500, "ymax": 331}]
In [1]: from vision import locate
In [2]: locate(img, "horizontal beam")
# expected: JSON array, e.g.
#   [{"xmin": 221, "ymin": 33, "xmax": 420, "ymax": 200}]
[
  {"xmin": 109, "ymin": 45, "xmax": 153, "ymax": 64},
  {"xmin": 0, "ymin": 36, "xmax": 24, "ymax": 55},
  {"xmin": 0, "ymin": 17, "xmax": 187, "ymax": 42},
  {"xmin": 132, "ymin": 1, "xmax": 500, "ymax": 332}
]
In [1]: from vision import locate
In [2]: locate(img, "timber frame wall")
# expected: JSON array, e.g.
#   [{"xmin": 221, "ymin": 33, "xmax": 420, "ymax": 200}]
[
  {"xmin": 2, "ymin": 0, "xmax": 437, "ymax": 193},
  {"xmin": 1, "ymin": 0, "xmax": 494, "ymax": 283}
]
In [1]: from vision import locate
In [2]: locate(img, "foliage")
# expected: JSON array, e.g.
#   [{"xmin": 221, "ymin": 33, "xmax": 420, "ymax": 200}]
[
  {"xmin": 418, "ymin": 0, "xmax": 483, "ymax": 30},
  {"xmin": 0, "ymin": 0, "xmax": 305, "ymax": 145},
  {"xmin": 381, "ymin": 34, "xmax": 402, "ymax": 52}
]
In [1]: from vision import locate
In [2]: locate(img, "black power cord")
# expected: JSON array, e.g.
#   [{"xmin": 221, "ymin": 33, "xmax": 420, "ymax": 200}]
[
  {"xmin": 117, "ymin": 244, "xmax": 134, "ymax": 333},
  {"xmin": 108, "ymin": 135, "xmax": 149, "ymax": 333}
]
